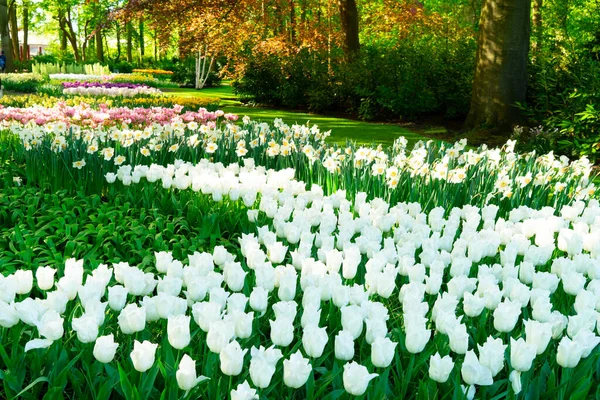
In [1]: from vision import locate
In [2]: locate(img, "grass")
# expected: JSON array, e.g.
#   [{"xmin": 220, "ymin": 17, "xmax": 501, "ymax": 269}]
[{"xmin": 161, "ymin": 84, "xmax": 428, "ymax": 147}]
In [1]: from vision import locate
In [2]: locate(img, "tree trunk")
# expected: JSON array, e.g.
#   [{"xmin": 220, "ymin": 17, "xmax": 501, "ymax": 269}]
[
  {"xmin": 139, "ymin": 19, "xmax": 144, "ymax": 59},
  {"xmin": 126, "ymin": 22, "xmax": 133, "ymax": 62},
  {"xmin": 95, "ymin": 27, "xmax": 104, "ymax": 62},
  {"xmin": 465, "ymin": 0, "xmax": 532, "ymax": 131},
  {"xmin": 58, "ymin": 10, "xmax": 67, "ymax": 54},
  {"xmin": 0, "ymin": 0, "xmax": 12, "ymax": 71},
  {"xmin": 338, "ymin": 0, "xmax": 360, "ymax": 60},
  {"xmin": 8, "ymin": 1, "xmax": 18, "ymax": 60},
  {"xmin": 115, "ymin": 22, "xmax": 121, "ymax": 61},
  {"xmin": 22, "ymin": 0, "xmax": 28, "ymax": 60},
  {"xmin": 58, "ymin": 7, "xmax": 81, "ymax": 62},
  {"xmin": 531, "ymin": 0, "xmax": 542, "ymax": 52}
]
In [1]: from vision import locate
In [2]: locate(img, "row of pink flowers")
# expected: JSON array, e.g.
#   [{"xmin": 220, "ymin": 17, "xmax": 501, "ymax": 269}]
[{"xmin": 0, "ymin": 102, "xmax": 239, "ymax": 128}]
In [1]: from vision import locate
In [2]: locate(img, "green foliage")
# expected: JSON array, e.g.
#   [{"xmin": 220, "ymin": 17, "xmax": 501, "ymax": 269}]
[
  {"xmin": 517, "ymin": 45, "xmax": 600, "ymax": 161},
  {"xmin": 234, "ymin": 38, "xmax": 475, "ymax": 121},
  {"xmin": 1, "ymin": 73, "xmax": 46, "ymax": 93},
  {"xmin": 170, "ymin": 56, "xmax": 222, "ymax": 88}
]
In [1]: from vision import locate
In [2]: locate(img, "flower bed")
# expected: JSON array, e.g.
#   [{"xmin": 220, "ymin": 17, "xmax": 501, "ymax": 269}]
[{"xmin": 1, "ymin": 99, "xmax": 600, "ymax": 399}]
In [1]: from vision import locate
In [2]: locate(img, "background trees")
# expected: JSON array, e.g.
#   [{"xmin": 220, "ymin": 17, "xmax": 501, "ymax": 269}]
[{"xmin": 0, "ymin": 0, "xmax": 598, "ymax": 155}]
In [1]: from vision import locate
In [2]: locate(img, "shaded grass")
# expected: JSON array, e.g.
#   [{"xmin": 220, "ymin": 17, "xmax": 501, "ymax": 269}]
[{"xmin": 161, "ymin": 84, "xmax": 427, "ymax": 147}]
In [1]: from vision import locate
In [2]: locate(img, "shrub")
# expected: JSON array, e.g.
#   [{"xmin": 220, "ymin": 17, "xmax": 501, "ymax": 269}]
[
  {"xmin": 518, "ymin": 50, "xmax": 600, "ymax": 162},
  {"xmin": 1, "ymin": 73, "xmax": 46, "ymax": 93}
]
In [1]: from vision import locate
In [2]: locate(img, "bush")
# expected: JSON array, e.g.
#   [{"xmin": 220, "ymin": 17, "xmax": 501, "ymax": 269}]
[
  {"xmin": 170, "ymin": 56, "xmax": 222, "ymax": 88},
  {"xmin": 1, "ymin": 73, "xmax": 46, "ymax": 93},
  {"xmin": 234, "ymin": 35, "xmax": 476, "ymax": 121},
  {"xmin": 517, "ymin": 50, "xmax": 600, "ymax": 161}
]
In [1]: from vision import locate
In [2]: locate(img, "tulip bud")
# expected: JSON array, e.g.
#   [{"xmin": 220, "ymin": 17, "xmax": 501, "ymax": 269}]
[
  {"xmin": 220, "ymin": 340, "xmax": 247, "ymax": 376},
  {"xmin": 168, "ymin": 315, "xmax": 191, "ymax": 350},
  {"xmin": 118, "ymin": 303, "xmax": 146, "ymax": 334},
  {"xmin": 335, "ymin": 330, "xmax": 355, "ymax": 361},
  {"xmin": 249, "ymin": 346, "xmax": 282, "ymax": 388},
  {"xmin": 341, "ymin": 305, "xmax": 363, "ymax": 339},
  {"xmin": 155, "ymin": 251, "xmax": 173, "ymax": 274},
  {"xmin": 176, "ymin": 354, "xmax": 208, "ymax": 391},
  {"xmin": 428, "ymin": 353, "xmax": 454, "ymax": 383},
  {"xmin": 477, "ymin": 336, "xmax": 507, "ymax": 377},
  {"xmin": 493, "ymin": 299, "xmax": 521, "ymax": 333},
  {"xmin": 72, "ymin": 314, "xmax": 99, "ymax": 343},
  {"xmin": 249, "ymin": 287, "xmax": 268, "ymax": 314},
  {"xmin": 343, "ymin": 362, "xmax": 378, "ymax": 396},
  {"xmin": 556, "ymin": 336, "xmax": 583, "ymax": 368},
  {"xmin": 524, "ymin": 320, "xmax": 552, "ymax": 355},
  {"xmin": 108, "ymin": 285, "xmax": 129, "ymax": 311},
  {"xmin": 283, "ymin": 350, "xmax": 312, "ymax": 388},
  {"xmin": 0, "ymin": 301, "xmax": 19, "ymax": 328},
  {"xmin": 230, "ymin": 381, "xmax": 258, "ymax": 400},
  {"xmin": 93, "ymin": 334, "xmax": 119, "ymax": 363},
  {"xmin": 371, "ymin": 337, "xmax": 397, "ymax": 368},
  {"xmin": 131, "ymin": 340, "xmax": 158, "ymax": 372},
  {"xmin": 270, "ymin": 317, "xmax": 294, "ymax": 347},
  {"xmin": 38, "ymin": 310, "xmax": 64, "ymax": 341},
  {"xmin": 13, "ymin": 270, "xmax": 34, "ymax": 295},
  {"xmin": 36, "ymin": 266, "xmax": 56, "ymax": 291},
  {"xmin": 461, "ymin": 351, "xmax": 493, "ymax": 386},
  {"xmin": 207, "ymin": 320, "xmax": 235, "ymax": 354},
  {"xmin": 510, "ymin": 338, "xmax": 537, "ymax": 372},
  {"xmin": 302, "ymin": 325, "xmax": 328, "ymax": 358}
]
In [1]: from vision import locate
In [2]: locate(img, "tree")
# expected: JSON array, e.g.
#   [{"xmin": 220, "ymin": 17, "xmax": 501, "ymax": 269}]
[
  {"xmin": 8, "ymin": 0, "xmax": 18, "ymax": 60},
  {"xmin": 465, "ymin": 0, "xmax": 531, "ymax": 130},
  {"xmin": 22, "ymin": 0, "xmax": 29, "ymax": 59},
  {"xmin": 0, "ymin": 0, "xmax": 13, "ymax": 71},
  {"xmin": 338, "ymin": 0, "xmax": 360, "ymax": 59}
]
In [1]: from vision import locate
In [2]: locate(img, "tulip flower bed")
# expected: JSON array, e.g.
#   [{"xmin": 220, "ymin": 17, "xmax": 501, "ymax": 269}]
[
  {"xmin": 0, "ymin": 94, "xmax": 220, "ymax": 113},
  {"xmin": 62, "ymin": 82, "xmax": 162, "ymax": 98},
  {"xmin": 2, "ymin": 100, "xmax": 600, "ymax": 399}
]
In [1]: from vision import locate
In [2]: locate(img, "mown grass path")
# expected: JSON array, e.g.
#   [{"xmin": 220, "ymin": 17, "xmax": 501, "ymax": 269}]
[{"xmin": 161, "ymin": 83, "xmax": 432, "ymax": 147}]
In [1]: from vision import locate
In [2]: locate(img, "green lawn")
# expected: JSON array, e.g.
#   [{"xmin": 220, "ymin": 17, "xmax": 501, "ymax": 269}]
[{"xmin": 161, "ymin": 84, "xmax": 430, "ymax": 147}]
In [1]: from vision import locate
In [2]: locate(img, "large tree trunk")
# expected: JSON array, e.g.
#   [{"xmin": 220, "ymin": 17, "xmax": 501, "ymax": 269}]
[
  {"xmin": 126, "ymin": 22, "xmax": 133, "ymax": 62},
  {"xmin": 465, "ymin": 0, "xmax": 532, "ymax": 130},
  {"xmin": 95, "ymin": 27, "xmax": 104, "ymax": 62},
  {"xmin": 0, "ymin": 0, "xmax": 12, "ymax": 71},
  {"xmin": 22, "ymin": 0, "xmax": 28, "ymax": 60},
  {"xmin": 58, "ymin": 10, "xmax": 67, "ymax": 54},
  {"xmin": 8, "ymin": 1, "xmax": 18, "ymax": 60},
  {"xmin": 532, "ymin": 0, "xmax": 542, "ymax": 52},
  {"xmin": 94, "ymin": 2, "xmax": 104, "ymax": 62},
  {"xmin": 139, "ymin": 19, "xmax": 144, "ymax": 60},
  {"xmin": 338, "ymin": 0, "xmax": 360, "ymax": 60},
  {"xmin": 115, "ymin": 22, "xmax": 121, "ymax": 61}
]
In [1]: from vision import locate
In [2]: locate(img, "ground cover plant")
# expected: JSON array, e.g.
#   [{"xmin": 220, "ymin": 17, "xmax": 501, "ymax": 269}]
[{"xmin": 2, "ymin": 94, "xmax": 600, "ymax": 399}]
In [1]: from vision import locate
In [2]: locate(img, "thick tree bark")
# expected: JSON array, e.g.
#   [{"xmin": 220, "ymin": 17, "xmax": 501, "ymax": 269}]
[
  {"xmin": 139, "ymin": 19, "xmax": 144, "ymax": 59},
  {"xmin": 94, "ymin": 2, "xmax": 104, "ymax": 62},
  {"xmin": 338, "ymin": 0, "xmax": 360, "ymax": 60},
  {"xmin": 0, "ymin": 0, "xmax": 12, "ymax": 71},
  {"xmin": 95, "ymin": 27, "xmax": 104, "ymax": 62},
  {"xmin": 465, "ymin": 0, "xmax": 532, "ymax": 130},
  {"xmin": 532, "ymin": 0, "xmax": 542, "ymax": 52},
  {"xmin": 115, "ymin": 22, "xmax": 121, "ymax": 61},
  {"xmin": 58, "ymin": 10, "xmax": 67, "ymax": 54},
  {"xmin": 22, "ymin": 0, "xmax": 28, "ymax": 60},
  {"xmin": 126, "ymin": 22, "xmax": 133, "ymax": 62},
  {"xmin": 8, "ymin": 1, "xmax": 18, "ymax": 60}
]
